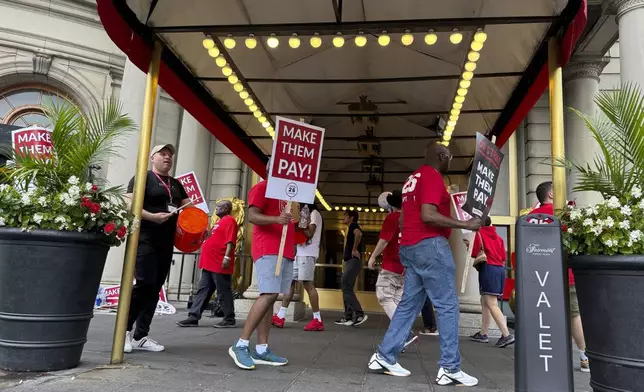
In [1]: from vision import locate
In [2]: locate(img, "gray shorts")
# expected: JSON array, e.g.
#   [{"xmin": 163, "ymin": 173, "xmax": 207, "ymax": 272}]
[
  {"xmin": 293, "ymin": 256, "xmax": 316, "ymax": 281},
  {"xmin": 255, "ymin": 255, "xmax": 294, "ymax": 294}
]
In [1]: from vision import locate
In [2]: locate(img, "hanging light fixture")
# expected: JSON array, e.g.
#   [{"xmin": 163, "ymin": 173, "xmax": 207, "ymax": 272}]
[
  {"xmin": 332, "ymin": 33, "xmax": 345, "ymax": 48},
  {"xmin": 215, "ymin": 56, "xmax": 227, "ymax": 67},
  {"xmin": 459, "ymin": 80, "xmax": 471, "ymax": 89},
  {"xmin": 202, "ymin": 36, "xmax": 215, "ymax": 49},
  {"xmin": 401, "ymin": 30, "xmax": 414, "ymax": 46},
  {"xmin": 289, "ymin": 33, "xmax": 301, "ymax": 49},
  {"xmin": 378, "ymin": 31, "xmax": 390, "ymax": 46},
  {"xmin": 474, "ymin": 29, "xmax": 488, "ymax": 43},
  {"xmin": 233, "ymin": 83, "xmax": 244, "ymax": 92},
  {"xmin": 310, "ymin": 33, "xmax": 322, "ymax": 48},
  {"xmin": 424, "ymin": 30, "xmax": 437, "ymax": 45},
  {"xmin": 224, "ymin": 35, "xmax": 236, "ymax": 49},
  {"xmin": 467, "ymin": 51, "xmax": 480, "ymax": 62},
  {"xmin": 228, "ymin": 73, "xmax": 239, "ymax": 84},
  {"xmin": 267, "ymin": 34, "xmax": 279, "ymax": 49},
  {"xmin": 245, "ymin": 34, "xmax": 258, "ymax": 49},
  {"xmin": 355, "ymin": 32, "xmax": 367, "ymax": 47},
  {"xmin": 208, "ymin": 47, "xmax": 220, "ymax": 58},
  {"xmin": 450, "ymin": 29, "xmax": 463, "ymax": 44}
]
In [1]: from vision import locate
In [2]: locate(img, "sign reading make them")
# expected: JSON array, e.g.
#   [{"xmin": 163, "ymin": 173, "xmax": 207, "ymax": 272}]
[
  {"xmin": 176, "ymin": 171, "xmax": 209, "ymax": 214},
  {"xmin": 450, "ymin": 191, "xmax": 473, "ymax": 234},
  {"xmin": 462, "ymin": 133, "xmax": 505, "ymax": 218},
  {"xmin": 515, "ymin": 214, "xmax": 573, "ymax": 392},
  {"xmin": 11, "ymin": 126, "xmax": 54, "ymax": 160},
  {"xmin": 266, "ymin": 116, "xmax": 325, "ymax": 204}
]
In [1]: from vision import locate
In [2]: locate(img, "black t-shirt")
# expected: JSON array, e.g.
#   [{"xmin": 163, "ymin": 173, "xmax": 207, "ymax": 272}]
[
  {"xmin": 127, "ymin": 170, "xmax": 188, "ymax": 241},
  {"xmin": 344, "ymin": 222, "xmax": 364, "ymax": 261}
]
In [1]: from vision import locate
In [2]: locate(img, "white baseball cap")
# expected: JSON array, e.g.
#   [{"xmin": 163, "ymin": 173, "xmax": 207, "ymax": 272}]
[{"xmin": 150, "ymin": 144, "xmax": 176, "ymax": 157}]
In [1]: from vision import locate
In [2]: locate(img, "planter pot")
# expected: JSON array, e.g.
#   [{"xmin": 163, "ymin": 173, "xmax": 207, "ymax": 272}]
[
  {"xmin": 570, "ymin": 255, "xmax": 644, "ymax": 392},
  {"xmin": 0, "ymin": 228, "xmax": 110, "ymax": 372}
]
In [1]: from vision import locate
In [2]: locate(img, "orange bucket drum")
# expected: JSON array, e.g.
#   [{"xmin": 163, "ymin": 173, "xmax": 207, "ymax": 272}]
[{"xmin": 174, "ymin": 207, "xmax": 209, "ymax": 253}]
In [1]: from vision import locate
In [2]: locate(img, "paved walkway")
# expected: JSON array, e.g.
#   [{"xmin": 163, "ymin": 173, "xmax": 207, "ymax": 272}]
[{"xmin": 0, "ymin": 310, "xmax": 591, "ymax": 391}]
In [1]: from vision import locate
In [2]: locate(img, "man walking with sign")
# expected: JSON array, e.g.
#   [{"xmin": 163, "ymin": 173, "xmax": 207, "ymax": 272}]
[{"xmin": 367, "ymin": 142, "xmax": 481, "ymax": 386}]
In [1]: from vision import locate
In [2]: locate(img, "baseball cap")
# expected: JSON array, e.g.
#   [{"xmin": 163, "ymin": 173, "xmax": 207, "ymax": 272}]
[
  {"xmin": 150, "ymin": 144, "xmax": 176, "ymax": 157},
  {"xmin": 386, "ymin": 189, "xmax": 402, "ymax": 209}
]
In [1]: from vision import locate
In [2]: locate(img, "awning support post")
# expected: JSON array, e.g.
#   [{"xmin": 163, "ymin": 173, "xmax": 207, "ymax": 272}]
[
  {"xmin": 110, "ymin": 41, "xmax": 163, "ymax": 365},
  {"xmin": 547, "ymin": 37, "xmax": 567, "ymax": 212}
]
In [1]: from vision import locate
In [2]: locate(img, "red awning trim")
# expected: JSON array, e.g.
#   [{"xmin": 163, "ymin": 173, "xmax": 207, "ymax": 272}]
[{"xmin": 97, "ymin": 0, "xmax": 268, "ymax": 177}]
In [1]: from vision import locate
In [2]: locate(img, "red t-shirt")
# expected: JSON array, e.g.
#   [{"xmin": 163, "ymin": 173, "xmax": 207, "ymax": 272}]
[
  {"xmin": 379, "ymin": 211, "xmax": 404, "ymax": 275},
  {"xmin": 199, "ymin": 215, "xmax": 238, "ymax": 274},
  {"xmin": 528, "ymin": 203, "xmax": 575, "ymax": 286},
  {"xmin": 400, "ymin": 165, "xmax": 451, "ymax": 246},
  {"xmin": 471, "ymin": 226, "xmax": 507, "ymax": 267},
  {"xmin": 248, "ymin": 180, "xmax": 295, "ymax": 261}
]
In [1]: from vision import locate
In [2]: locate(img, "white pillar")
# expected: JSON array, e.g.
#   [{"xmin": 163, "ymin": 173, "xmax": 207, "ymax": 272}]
[
  {"xmin": 563, "ymin": 56, "xmax": 610, "ymax": 207},
  {"xmin": 610, "ymin": 0, "xmax": 644, "ymax": 88},
  {"xmin": 102, "ymin": 59, "xmax": 149, "ymax": 284}
]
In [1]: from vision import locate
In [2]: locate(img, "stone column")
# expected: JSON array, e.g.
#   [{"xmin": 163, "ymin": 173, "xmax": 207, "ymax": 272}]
[
  {"xmin": 609, "ymin": 0, "xmax": 644, "ymax": 88},
  {"xmin": 563, "ymin": 56, "xmax": 610, "ymax": 207}
]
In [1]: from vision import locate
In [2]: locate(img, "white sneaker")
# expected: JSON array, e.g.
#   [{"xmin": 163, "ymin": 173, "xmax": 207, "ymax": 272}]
[
  {"xmin": 124, "ymin": 331, "xmax": 133, "ymax": 353},
  {"xmin": 436, "ymin": 367, "xmax": 478, "ymax": 387},
  {"xmin": 132, "ymin": 336, "xmax": 165, "ymax": 352},
  {"xmin": 367, "ymin": 353, "xmax": 411, "ymax": 377}
]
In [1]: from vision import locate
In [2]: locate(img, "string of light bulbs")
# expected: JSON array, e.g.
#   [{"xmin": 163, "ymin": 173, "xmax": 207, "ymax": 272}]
[
  {"xmin": 441, "ymin": 29, "xmax": 487, "ymax": 147},
  {"xmin": 333, "ymin": 206, "xmax": 387, "ymax": 213},
  {"xmin": 201, "ymin": 35, "xmax": 332, "ymax": 211},
  {"xmin": 211, "ymin": 29, "xmax": 466, "ymax": 50}
]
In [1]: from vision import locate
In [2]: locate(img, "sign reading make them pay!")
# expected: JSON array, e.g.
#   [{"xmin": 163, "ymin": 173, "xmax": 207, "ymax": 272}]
[
  {"xmin": 266, "ymin": 117, "xmax": 325, "ymax": 204},
  {"xmin": 176, "ymin": 171, "xmax": 209, "ymax": 214},
  {"xmin": 11, "ymin": 126, "xmax": 54, "ymax": 159}
]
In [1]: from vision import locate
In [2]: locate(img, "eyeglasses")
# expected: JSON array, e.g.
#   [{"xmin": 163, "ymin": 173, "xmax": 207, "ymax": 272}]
[{"xmin": 441, "ymin": 152, "xmax": 453, "ymax": 161}]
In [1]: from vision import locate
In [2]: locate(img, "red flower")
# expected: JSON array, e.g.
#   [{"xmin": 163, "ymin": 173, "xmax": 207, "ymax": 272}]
[
  {"xmin": 81, "ymin": 197, "xmax": 91, "ymax": 207},
  {"xmin": 104, "ymin": 222, "xmax": 116, "ymax": 235},
  {"xmin": 89, "ymin": 203, "xmax": 101, "ymax": 214},
  {"xmin": 91, "ymin": 185, "xmax": 98, "ymax": 193},
  {"xmin": 117, "ymin": 226, "xmax": 127, "ymax": 239}
]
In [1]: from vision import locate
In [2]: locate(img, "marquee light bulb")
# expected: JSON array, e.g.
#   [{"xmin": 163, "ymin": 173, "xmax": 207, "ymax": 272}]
[
  {"xmin": 239, "ymin": 90, "xmax": 249, "ymax": 99},
  {"xmin": 455, "ymin": 96, "xmax": 465, "ymax": 103},
  {"xmin": 222, "ymin": 66, "xmax": 233, "ymax": 76},
  {"xmin": 464, "ymin": 62, "xmax": 477, "ymax": 72},
  {"xmin": 245, "ymin": 35, "xmax": 257, "ymax": 49},
  {"xmin": 453, "ymin": 102, "xmax": 463, "ymax": 110},
  {"xmin": 267, "ymin": 126, "xmax": 274, "ymax": 133},
  {"xmin": 447, "ymin": 120, "xmax": 457, "ymax": 127},
  {"xmin": 262, "ymin": 121, "xmax": 270, "ymax": 128},
  {"xmin": 357, "ymin": 207, "xmax": 362, "ymax": 211},
  {"xmin": 457, "ymin": 88, "xmax": 468, "ymax": 97},
  {"xmin": 223, "ymin": 36, "xmax": 236, "ymax": 49},
  {"xmin": 449, "ymin": 115, "xmax": 459, "ymax": 122},
  {"xmin": 444, "ymin": 129, "xmax": 453, "ymax": 136},
  {"xmin": 289, "ymin": 34, "xmax": 301, "ymax": 49},
  {"xmin": 202, "ymin": 36, "xmax": 215, "ymax": 49},
  {"xmin": 450, "ymin": 29, "xmax": 463, "ymax": 44},
  {"xmin": 462, "ymin": 71, "xmax": 474, "ymax": 81},
  {"xmin": 208, "ymin": 47, "xmax": 220, "ymax": 58},
  {"xmin": 253, "ymin": 111, "xmax": 262, "ymax": 118},
  {"xmin": 233, "ymin": 83, "xmax": 244, "ymax": 92},
  {"xmin": 310, "ymin": 33, "xmax": 322, "ymax": 48},
  {"xmin": 267, "ymin": 34, "xmax": 279, "ymax": 49},
  {"xmin": 332, "ymin": 33, "xmax": 345, "ymax": 48},
  {"xmin": 334, "ymin": 206, "xmax": 340, "ymax": 211},
  {"xmin": 459, "ymin": 80, "xmax": 471, "ymax": 89},
  {"xmin": 445, "ymin": 125, "xmax": 455, "ymax": 132},
  {"xmin": 258, "ymin": 116, "xmax": 267, "ymax": 123},
  {"xmin": 471, "ymin": 41, "xmax": 484, "ymax": 51},
  {"xmin": 215, "ymin": 56, "xmax": 227, "ymax": 67},
  {"xmin": 244, "ymin": 98, "xmax": 254, "ymax": 106},
  {"xmin": 378, "ymin": 31, "xmax": 390, "ymax": 46},
  {"xmin": 355, "ymin": 33, "xmax": 367, "ymax": 47},
  {"xmin": 349, "ymin": 206, "xmax": 355, "ymax": 211},
  {"xmin": 474, "ymin": 29, "xmax": 488, "ymax": 43},
  {"xmin": 401, "ymin": 31, "xmax": 414, "ymax": 46},
  {"xmin": 228, "ymin": 74, "xmax": 239, "ymax": 84},
  {"xmin": 249, "ymin": 104, "xmax": 258, "ymax": 112},
  {"xmin": 468, "ymin": 51, "xmax": 480, "ymax": 62},
  {"xmin": 424, "ymin": 30, "xmax": 437, "ymax": 45},
  {"xmin": 342, "ymin": 206, "xmax": 347, "ymax": 211}
]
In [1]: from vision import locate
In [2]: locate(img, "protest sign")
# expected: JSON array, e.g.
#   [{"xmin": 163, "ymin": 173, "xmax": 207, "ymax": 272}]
[
  {"xmin": 266, "ymin": 117, "xmax": 325, "ymax": 275},
  {"xmin": 266, "ymin": 117, "xmax": 325, "ymax": 204},
  {"xmin": 176, "ymin": 171, "xmax": 209, "ymax": 214},
  {"xmin": 95, "ymin": 284, "xmax": 175, "ymax": 315},
  {"xmin": 451, "ymin": 191, "xmax": 473, "ymax": 232},
  {"xmin": 11, "ymin": 126, "xmax": 54, "ymax": 160},
  {"xmin": 462, "ymin": 133, "xmax": 505, "ymax": 218},
  {"xmin": 450, "ymin": 191, "xmax": 477, "ymax": 293}
]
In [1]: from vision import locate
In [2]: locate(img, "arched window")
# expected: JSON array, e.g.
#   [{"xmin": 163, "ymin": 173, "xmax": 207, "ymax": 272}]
[{"xmin": 0, "ymin": 85, "xmax": 72, "ymax": 128}]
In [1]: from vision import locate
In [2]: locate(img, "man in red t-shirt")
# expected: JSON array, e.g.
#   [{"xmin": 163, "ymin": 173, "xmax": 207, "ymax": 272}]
[
  {"xmin": 177, "ymin": 200, "xmax": 238, "ymax": 328},
  {"xmin": 229, "ymin": 177, "xmax": 294, "ymax": 370},
  {"xmin": 528, "ymin": 181, "xmax": 589, "ymax": 373},
  {"xmin": 368, "ymin": 143, "xmax": 481, "ymax": 387}
]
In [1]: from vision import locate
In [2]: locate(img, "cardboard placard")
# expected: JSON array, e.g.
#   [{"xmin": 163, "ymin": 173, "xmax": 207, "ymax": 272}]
[
  {"xmin": 462, "ymin": 133, "xmax": 505, "ymax": 218},
  {"xmin": 176, "ymin": 171, "xmax": 209, "ymax": 214}
]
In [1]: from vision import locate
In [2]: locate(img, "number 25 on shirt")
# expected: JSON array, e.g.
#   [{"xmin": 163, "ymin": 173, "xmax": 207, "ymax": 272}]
[{"xmin": 403, "ymin": 173, "xmax": 421, "ymax": 195}]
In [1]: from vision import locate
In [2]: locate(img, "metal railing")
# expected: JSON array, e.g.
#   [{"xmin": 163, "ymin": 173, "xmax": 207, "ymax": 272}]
[{"xmin": 166, "ymin": 251, "xmax": 201, "ymax": 302}]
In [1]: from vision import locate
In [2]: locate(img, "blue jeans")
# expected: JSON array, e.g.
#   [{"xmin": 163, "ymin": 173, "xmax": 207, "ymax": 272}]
[{"xmin": 377, "ymin": 237, "xmax": 461, "ymax": 371}]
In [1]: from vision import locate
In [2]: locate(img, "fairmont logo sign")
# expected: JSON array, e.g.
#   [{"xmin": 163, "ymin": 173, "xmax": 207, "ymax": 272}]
[{"xmin": 525, "ymin": 243, "xmax": 556, "ymax": 255}]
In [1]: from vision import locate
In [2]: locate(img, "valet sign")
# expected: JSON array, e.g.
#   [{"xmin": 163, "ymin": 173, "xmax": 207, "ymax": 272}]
[
  {"xmin": 266, "ymin": 117, "xmax": 325, "ymax": 204},
  {"xmin": 11, "ymin": 126, "xmax": 54, "ymax": 160}
]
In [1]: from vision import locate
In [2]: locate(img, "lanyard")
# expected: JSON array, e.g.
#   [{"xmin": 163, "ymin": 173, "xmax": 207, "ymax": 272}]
[{"xmin": 152, "ymin": 171, "xmax": 172, "ymax": 202}]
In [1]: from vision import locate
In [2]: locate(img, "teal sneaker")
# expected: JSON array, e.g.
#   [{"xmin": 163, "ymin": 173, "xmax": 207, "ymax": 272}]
[
  {"xmin": 251, "ymin": 348, "xmax": 288, "ymax": 366},
  {"xmin": 229, "ymin": 345, "xmax": 255, "ymax": 370}
]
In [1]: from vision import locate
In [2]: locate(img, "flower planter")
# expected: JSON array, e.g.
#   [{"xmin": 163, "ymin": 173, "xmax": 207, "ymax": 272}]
[
  {"xmin": 570, "ymin": 255, "xmax": 644, "ymax": 392},
  {"xmin": 0, "ymin": 228, "xmax": 110, "ymax": 372}
]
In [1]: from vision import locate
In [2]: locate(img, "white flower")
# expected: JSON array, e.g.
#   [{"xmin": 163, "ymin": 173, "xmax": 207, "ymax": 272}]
[
  {"xmin": 77, "ymin": 227, "xmax": 83, "ymax": 232},
  {"xmin": 83, "ymin": 213, "xmax": 89, "ymax": 218},
  {"xmin": 591, "ymin": 226, "xmax": 603, "ymax": 235},
  {"xmin": 85, "ymin": 182, "xmax": 93, "ymax": 192},
  {"xmin": 639, "ymin": 199, "xmax": 644, "ymax": 210},
  {"xmin": 604, "ymin": 217, "xmax": 615, "ymax": 228},
  {"xmin": 68, "ymin": 176, "xmax": 79, "ymax": 185},
  {"xmin": 55, "ymin": 216, "xmax": 66, "ymax": 224},
  {"xmin": 0, "ymin": 184, "xmax": 8, "ymax": 192},
  {"xmin": 33, "ymin": 214, "xmax": 43, "ymax": 224},
  {"xmin": 604, "ymin": 239, "xmax": 616, "ymax": 247},
  {"xmin": 585, "ymin": 206, "xmax": 598, "ymax": 216},
  {"xmin": 68, "ymin": 186, "xmax": 80, "ymax": 197},
  {"xmin": 632, "ymin": 186, "xmax": 642, "ymax": 199},
  {"xmin": 0, "ymin": 217, "xmax": 5, "ymax": 226},
  {"xmin": 607, "ymin": 196, "xmax": 621, "ymax": 209},
  {"xmin": 123, "ymin": 219, "xmax": 130, "ymax": 228},
  {"xmin": 37, "ymin": 196, "xmax": 47, "ymax": 207},
  {"xmin": 621, "ymin": 206, "xmax": 632, "ymax": 216},
  {"xmin": 630, "ymin": 230, "xmax": 642, "ymax": 242},
  {"xmin": 619, "ymin": 221, "xmax": 631, "ymax": 230},
  {"xmin": 21, "ymin": 194, "xmax": 31, "ymax": 205},
  {"xmin": 583, "ymin": 218, "xmax": 594, "ymax": 227},
  {"xmin": 567, "ymin": 228, "xmax": 573, "ymax": 234},
  {"xmin": 570, "ymin": 209, "xmax": 582, "ymax": 220}
]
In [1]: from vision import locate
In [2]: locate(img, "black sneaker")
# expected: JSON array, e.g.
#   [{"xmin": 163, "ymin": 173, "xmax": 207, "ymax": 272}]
[
  {"xmin": 469, "ymin": 331, "xmax": 489, "ymax": 343},
  {"xmin": 176, "ymin": 318, "xmax": 199, "ymax": 327},
  {"xmin": 353, "ymin": 315, "xmax": 368, "ymax": 326},
  {"xmin": 495, "ymin": 334, "xmax": 515, "ymax": 348},
  {"xmin": 334, "ymin": 318, "xmax": 354, "ymax": 326},
  {"xmin": 214, "ymin": 320, "xmax": 236, "ymax": 328}
]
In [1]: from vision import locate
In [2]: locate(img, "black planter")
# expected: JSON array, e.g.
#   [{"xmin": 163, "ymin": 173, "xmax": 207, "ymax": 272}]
[
  {"xmin": 570, "ymin": 255, "xmax": 644, "ymax": 392},
  {"xmin": 0, "ymin": 228, "xmax": 110, "ymax": 372}
]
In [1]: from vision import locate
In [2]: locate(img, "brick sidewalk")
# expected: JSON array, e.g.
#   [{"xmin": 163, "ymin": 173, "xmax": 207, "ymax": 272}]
[{"xmin": 0, "ymin": 310, "xmax": 591, "ymax": 391}]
